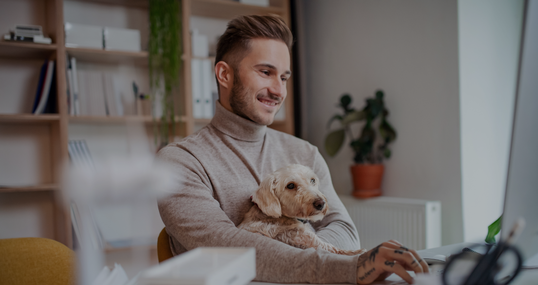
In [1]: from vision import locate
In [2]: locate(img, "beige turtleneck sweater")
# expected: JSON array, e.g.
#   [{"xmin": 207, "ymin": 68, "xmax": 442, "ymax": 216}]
[{"xmin": 157, "ymin": 102, "xmax": 361, "ymax": 284}]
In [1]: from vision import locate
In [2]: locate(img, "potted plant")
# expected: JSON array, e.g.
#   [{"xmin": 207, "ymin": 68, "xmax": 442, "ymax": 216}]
[
  {"xmin": 324, "ymin": 90, "xmax": 397, "ymax": 198},
  {"xmin": 149, "ymin": 0, "xmax": 182, "ymax": 149}
]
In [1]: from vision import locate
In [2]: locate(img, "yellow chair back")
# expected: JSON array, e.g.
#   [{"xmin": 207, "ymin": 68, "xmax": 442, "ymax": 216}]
[{"xmin": 0, "ymin": 237, "xmax": 76, "ymax": 285}]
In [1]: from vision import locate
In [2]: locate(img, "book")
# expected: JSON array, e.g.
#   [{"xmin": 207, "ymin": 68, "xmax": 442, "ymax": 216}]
[
  {"xmin": 31, "ymin": 61, "xmax": 48, "ymax": 113},
  {"xmin": 77, "ymin": 70, "xmax": 89, "ymax": 116},
  {"xmin": 43, "ymin": 70, "xmax": 57, "ymax": 114},
  {"xmin": 71, "ymin": 57, "xmax": 80, "ymax": 115},
  {"xmin": 103, "ymin": 73, "xmax": 123, "ymax": 116},
  {"xmin": 86, "ymin": 71, "xmax": 107, "ymax": 116},
  {"xmin": 33, "ymin": 60, "xmax": 55, "ymax": 115}
]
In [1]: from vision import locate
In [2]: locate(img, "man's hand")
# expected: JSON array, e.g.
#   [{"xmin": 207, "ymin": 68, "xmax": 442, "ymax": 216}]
[{"xmin": 356, "ymin": 240, "xmax": 430, "ymax": 284}]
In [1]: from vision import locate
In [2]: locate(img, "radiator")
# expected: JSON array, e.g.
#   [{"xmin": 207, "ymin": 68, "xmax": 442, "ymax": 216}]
[{"xmin": 339, "ymin": 195, "xmax": 441, "ymax": 250}]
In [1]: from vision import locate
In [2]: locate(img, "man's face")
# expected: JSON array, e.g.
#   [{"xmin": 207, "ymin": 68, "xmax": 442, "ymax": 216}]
[{"xmin": 228, "ymin": 38, "xmax": 291, "ymax": 125}]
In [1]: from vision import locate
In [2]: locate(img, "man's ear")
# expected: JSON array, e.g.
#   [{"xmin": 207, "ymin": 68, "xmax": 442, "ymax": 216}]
[
  {"xmin": 215, "ymin": 61, "xmax": 232, "ymax": 89},
  {"xmin": 252, "ymin": 174, "xmax": 282, "ymax": 218}
]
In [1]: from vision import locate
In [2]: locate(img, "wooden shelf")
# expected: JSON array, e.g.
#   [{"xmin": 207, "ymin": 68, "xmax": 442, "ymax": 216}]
[
  {"xmin": 66, "ymin": 47, "xmax": 148, "ymax": 66},
  {"xmin": 191, "ymin": 0, "xmax": 285, "ymax": 19},
  {"xmin": 0, "ymin": 184, "xmax": 58, "ymax": 193},
  {"xmin": 0, "ymin": 41, "xmax": 57, "ymax": 60},
  {"xmin": 69, "ymin": 115, "xmax": 188, "ymax": 124},
  {"xmin": 0, "ymin": 114, "xmax": 61, "ymax": 123},
  {"xmin": 67, "ymin": 0, "xmax": 149, "ymax": 9}
]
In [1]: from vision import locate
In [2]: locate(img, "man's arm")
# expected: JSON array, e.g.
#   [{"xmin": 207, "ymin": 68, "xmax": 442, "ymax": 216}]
[
  {"xmin": 157, "ymin": 145, "xmax": 359, "ymax": 284},
  {"xmin": 310, "ymin": 150, "xmax": 362, "ymax": 251}
]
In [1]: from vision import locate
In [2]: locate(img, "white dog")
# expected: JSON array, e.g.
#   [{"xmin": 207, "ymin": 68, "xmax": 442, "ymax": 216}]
[{"xmin": 238, "ymin": 164, "xmax": 366, "ymax": 256}]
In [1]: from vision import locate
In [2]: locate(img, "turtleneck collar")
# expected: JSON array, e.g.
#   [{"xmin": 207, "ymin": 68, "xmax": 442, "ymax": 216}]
[{"xmin": 210, "ymin": 101, "xmax": 267, "ymax": 142}]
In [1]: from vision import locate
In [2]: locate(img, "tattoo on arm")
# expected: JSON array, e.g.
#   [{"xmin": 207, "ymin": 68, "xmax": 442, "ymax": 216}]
[
  {"xmin": 369, "ymin": 245, "xmax": 381, "ymax": 263},
  {"xmin": 358, "ymin": 268, "xmax": 376, "ymax": 281},
  {"xmin": 394, "ymin": 250, "xmax": 404, "ymax": 254},
  {"xmin": 384, "ymin": 260, "xmax": 395, "ymax": 268},
  {"xmin": 400, "ymin": 246, "xmax": 409, "ymax": 251},
  {"xmin": 357, "ymin": 252, "xmax": 369, "ymax": 269}
]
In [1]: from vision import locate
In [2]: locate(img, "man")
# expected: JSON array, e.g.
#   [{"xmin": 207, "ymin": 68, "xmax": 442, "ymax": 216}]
[{"xmin": 157, "ymin": 15, "xmax": 428, "ymax": 284}]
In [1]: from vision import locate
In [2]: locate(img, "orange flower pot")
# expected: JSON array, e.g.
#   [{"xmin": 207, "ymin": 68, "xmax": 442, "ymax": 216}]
[{"xmin": 350, "ymin": 164, "xmax": 384, "ymax": 198}]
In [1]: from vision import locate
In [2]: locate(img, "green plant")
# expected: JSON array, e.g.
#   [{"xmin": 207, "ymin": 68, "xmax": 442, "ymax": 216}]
[
  {"xmin": 485, "ymin": 215, "xmax": 502, "ymax": 244},
  {"xmin": 325, "ymin": 90, "xmax": 397, "ymax": 164},
  {"xmin": 149, "ymin": 0, "xmax": 182, "ymax": 148}
]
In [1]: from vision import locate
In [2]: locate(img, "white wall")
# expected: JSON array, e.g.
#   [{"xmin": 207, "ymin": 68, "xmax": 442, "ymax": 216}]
[
  {"xmin": 301, "ymin": 0, "xmax": 463, "ymax": 245},
  {"xmin": 458, "ymin": 0, "xmax": 524, "ymax": 242}
]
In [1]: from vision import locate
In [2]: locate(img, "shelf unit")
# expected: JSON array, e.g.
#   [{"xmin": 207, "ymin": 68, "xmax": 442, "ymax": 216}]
[{"xmin": 0, "ymin": 0, "xmax": 293, "ymax": 249}]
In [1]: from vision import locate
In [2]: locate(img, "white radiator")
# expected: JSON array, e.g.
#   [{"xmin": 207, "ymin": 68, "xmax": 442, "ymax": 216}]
[{"xmin": 339, "ymin": 195, "xmax": 441, "ymax": 250}]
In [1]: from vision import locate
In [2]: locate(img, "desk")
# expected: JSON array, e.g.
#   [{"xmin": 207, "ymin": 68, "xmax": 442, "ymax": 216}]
[{"xmin": 250, "ymin": 242, "xmax": 538, "ymax": 285}]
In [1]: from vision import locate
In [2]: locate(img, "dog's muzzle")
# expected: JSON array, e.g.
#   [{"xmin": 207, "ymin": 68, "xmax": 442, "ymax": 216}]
[{"xmin": 313, "ymin": 199, "xmax": 325, "ymax": 211}]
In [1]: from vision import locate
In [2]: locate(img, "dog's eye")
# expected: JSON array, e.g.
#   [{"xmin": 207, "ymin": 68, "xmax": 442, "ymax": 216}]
[
  {"xmin": 286, "ymin": 183, "xmax": 295, "ymax": 189},
  {"xmin": 311, "ymin": 178, "xmax": 316, "ymax": 184}
]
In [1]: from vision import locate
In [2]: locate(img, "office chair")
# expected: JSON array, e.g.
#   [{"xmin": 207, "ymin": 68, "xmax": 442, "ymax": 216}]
[
  {"xmin": 157, "ymin": 228, "xmax": 174, "ymax": 263},
  {"xmin": 0, "ymin": 237, "xmax": 76, "ymax": 285}
]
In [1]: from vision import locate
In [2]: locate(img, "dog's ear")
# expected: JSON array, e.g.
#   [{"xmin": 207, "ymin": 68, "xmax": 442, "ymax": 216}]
[{"xmin": 252, "ymin": 173, "xmax": 282, "ymax": 218}]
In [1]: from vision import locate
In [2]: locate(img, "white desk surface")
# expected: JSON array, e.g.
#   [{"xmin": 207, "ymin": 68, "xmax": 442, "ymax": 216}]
[{"xmin": 249, "ymin": 242, "xmax": 538, "ymax": 285}]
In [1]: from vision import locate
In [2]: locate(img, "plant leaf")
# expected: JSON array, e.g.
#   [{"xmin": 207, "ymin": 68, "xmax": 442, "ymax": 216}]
[
  {"xmin": 340, "ymin": 94, "xmax": 352, "ymax": 109},
  {"xmin": 379, "ymin": 120, "xmax": 397, "ymax": 143},
  {"xmin": 326, "ymin": 114, "xmax": 343, "ymax": 129},
  {"xmin": 325, "ymin": 129, "xmax": 346, "ymax": 156},
  {"xmin": 485, "ymin": 215, "xmax": 502, "ymax": 244},
  {"xmin": 341, "ymin": 111, "xmax": 366, "ymax": 125}
]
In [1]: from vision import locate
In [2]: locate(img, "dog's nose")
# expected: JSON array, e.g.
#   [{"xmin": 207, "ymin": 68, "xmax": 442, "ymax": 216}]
[{"xmin": 313, "ymin": 199, "xmax": 325, "ymax": 211}]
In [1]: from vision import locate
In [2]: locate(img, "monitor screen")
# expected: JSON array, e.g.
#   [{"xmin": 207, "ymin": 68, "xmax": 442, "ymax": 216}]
[{"xmin": 501, "ymin": 0, "xmax": 538, "ymax": 266}]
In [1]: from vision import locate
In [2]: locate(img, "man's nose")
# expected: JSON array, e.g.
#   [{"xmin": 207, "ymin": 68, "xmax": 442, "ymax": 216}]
[{"xmin": 268, "ymin": 77, "xmax": 286, "ymax": 98}]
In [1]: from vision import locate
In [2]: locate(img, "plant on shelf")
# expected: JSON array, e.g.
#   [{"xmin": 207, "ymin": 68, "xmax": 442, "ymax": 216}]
[
  {"xmin": 324, "ymin": 90, "xmax": 397, "ymax": 198},
  {"xmin": 149, "ymin": 0, "xmax": 182, "ymax": 149}
]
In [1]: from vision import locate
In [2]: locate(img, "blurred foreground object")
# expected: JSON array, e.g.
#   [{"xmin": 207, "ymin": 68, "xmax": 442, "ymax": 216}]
[{"xmin": 137, "ymin": 248, "xmax": 256, "ymax": 285}]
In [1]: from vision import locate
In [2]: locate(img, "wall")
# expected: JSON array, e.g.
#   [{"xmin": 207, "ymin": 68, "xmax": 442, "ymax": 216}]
[
  {"xmin": 300, "ymin": 0, "xmax": 463, "ymax": 245},
  {"xmin": 458, "ymin": 0, "xmax": 524, "ymax": 242}
]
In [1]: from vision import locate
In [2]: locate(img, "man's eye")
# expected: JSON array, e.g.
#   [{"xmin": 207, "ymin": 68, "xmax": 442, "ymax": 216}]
[
  {"xmin": 310, "ymin": 178, "xmax": 315, "ymax": 184},
  {"xmin": 261, "ymin": 70, "xmax": 270, "ymax": 75},
  {"xmin": 286, "ymin": 183, "xmax": 295, "ymax": 189},
  {"xmin": 281, "ymin": 77, "xmax": 288, "ymax": 82}
]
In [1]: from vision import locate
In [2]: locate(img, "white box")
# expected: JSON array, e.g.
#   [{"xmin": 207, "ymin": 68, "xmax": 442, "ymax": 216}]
[
  {"xmin": 104, "ymin": 27, "xmax": 141, "ymax": 52},
  {"xmin": 137, "ymin": 247, "xmax": 256, "ymax": 285},
  {"xmin": 65, "ymin": 22, "xmax": 103, "ymax": 49}
]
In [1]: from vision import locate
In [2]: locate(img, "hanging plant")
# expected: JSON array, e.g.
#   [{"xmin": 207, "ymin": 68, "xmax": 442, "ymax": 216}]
[{"xmin": 149, "ymin": 0, "xmax": 182, "ymax": 148}]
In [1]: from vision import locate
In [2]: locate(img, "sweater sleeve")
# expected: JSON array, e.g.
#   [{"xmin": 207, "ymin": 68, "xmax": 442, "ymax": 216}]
[
  {"xmin": 157, "ymin": 145, "xmax": 359, "ymax": 284},
  {"xmin": 310, "ymin": 150, "xmax": 362, "ymax": 251}
]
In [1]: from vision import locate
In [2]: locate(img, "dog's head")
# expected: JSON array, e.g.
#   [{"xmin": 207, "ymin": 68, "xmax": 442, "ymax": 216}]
[{"xmin": 252, "ymin": 164, "xmax": 328, "ymax": 221}]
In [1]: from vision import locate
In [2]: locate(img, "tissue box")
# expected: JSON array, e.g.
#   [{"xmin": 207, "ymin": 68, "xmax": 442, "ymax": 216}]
[
  {"xmin": 65, "ymin": 22, "xmax": 103, "ymax": 49},
  {"xmin": 137, "ymin": 247, "xmax": 256, "ymax": 285},
  {"xmin": 104, "ymin": 27, "xmax": 141, "ymax": 52}
]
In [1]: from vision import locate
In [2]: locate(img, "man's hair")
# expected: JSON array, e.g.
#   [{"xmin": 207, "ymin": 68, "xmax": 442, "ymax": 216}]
[{"xmin": 215, "ymin": 14, "xmax": 293, "ymax": 69}]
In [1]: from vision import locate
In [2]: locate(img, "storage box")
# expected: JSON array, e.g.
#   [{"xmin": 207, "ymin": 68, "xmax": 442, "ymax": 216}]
[
  {"xmin": 137, "ymin": 247, "xmax": 256, "ymax": 285},
  {"xmin": 104, "ymin": 27, "xmax": 141, "ymax": 52},
  {"xmin": 65, "ymin": 22, "xmax": 103, "ymax": 49}
]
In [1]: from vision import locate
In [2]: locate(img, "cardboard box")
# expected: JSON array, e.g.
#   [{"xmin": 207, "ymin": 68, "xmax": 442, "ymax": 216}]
[
  {"xmin": 65, "ymin": 22, "xmax": 103, "ymax": 49},
  {"xmin": 104, "ymin": 27, "xmax": 141, "ymax": 52}
]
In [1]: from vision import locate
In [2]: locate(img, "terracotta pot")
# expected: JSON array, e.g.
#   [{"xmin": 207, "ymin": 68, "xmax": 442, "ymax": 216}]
[{"xmin": 350, "ymin": 164, "xmax": 384, "ymax": 198}]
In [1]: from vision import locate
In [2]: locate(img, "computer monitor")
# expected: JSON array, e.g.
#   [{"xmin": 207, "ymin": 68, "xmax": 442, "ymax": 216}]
[{"xmin": 500, "ymin": 0, "xmax": 538, "ymax": 267}]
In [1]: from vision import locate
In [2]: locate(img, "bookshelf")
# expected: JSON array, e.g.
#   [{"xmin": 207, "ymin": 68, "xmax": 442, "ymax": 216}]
[{"xmin": 0, "ymin": 0, "xmax": 293, "ymax": 250}]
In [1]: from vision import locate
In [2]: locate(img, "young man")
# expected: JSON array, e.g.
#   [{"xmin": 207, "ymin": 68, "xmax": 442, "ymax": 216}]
[{"xmin": 157, "ymin": 15, "xmax": 428, "ymax": 284}]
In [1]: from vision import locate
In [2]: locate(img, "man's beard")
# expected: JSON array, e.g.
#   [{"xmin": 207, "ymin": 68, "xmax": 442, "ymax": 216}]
[{"xmin": 229, "ymin": 71, "xmax": 281, "ymax": 125}]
